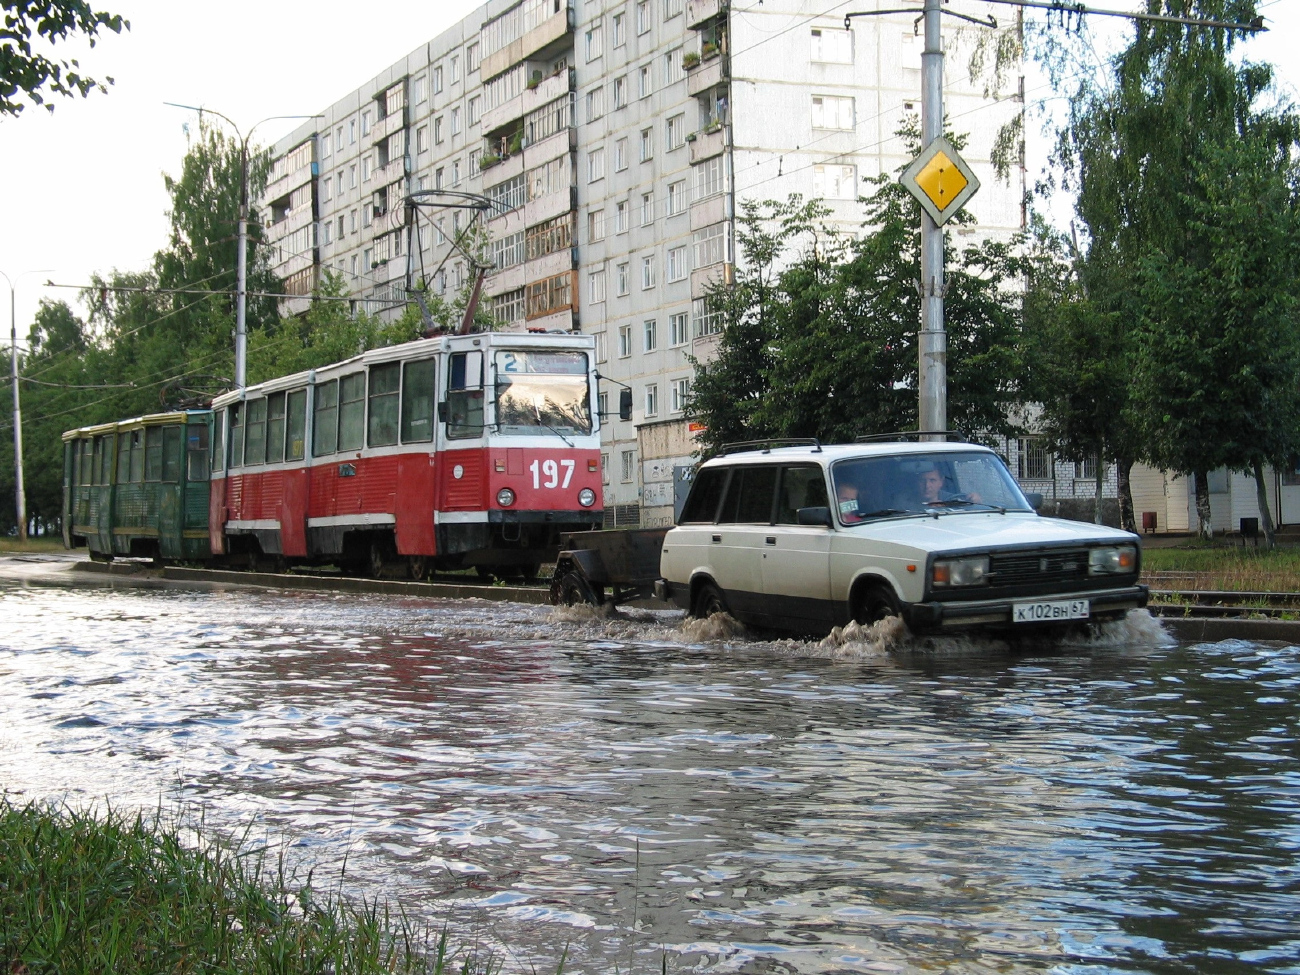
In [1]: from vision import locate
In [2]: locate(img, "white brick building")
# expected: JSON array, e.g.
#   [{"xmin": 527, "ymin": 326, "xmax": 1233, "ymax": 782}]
[{"xmin": 261, "ymin": 0, "xmax": 1024, "ymax": 525}]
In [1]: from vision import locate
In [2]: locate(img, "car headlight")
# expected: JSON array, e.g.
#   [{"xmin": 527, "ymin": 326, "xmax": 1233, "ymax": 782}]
[
  {"xmin": 1089, "ymin": 545, "xmax": 1137, "ymax": 575},
  {"xmin": 497, "ymin": 487, "xmax": 515, "ymax": 507},
  {"xmin": 932, "ymin": 556, "xmax": 989, "ymax": 587},
  {"xmin": 577, "ymin": 487, "xmax": 596, "ymax": 507}
]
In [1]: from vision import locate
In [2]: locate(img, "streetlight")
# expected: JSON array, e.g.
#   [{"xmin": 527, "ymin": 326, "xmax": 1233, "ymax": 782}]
[
  {"xmin": 2, "ymin": 268, "xmax": 53, "ymax": 543},
  {"xmin": 164, "ymin": 103, "xmax": 321, "ymax": 388}
]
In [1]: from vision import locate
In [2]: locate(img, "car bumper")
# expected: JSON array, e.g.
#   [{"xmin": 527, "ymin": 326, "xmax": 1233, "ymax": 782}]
[{"xmin": 904, "ymin": 584, "xmax": 1149, "ymax": 632}]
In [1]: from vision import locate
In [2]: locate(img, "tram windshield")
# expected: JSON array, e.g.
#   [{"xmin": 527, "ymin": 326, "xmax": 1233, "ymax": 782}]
[{"xmin": 494, "ymin": 351, "xmax": 592, "ymax": 437}]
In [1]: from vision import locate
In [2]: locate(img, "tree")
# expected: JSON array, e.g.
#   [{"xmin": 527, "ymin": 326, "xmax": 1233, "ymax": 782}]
[
  {"xmin": 1057, "ymin": 0, "xmax": 1300, "ymax": 541},
  {"xmin": 1, "ymin": 1, "xmax": 128, "ymax": 116},
  {"xmin": 688, "ymin": 175, "xmax": 1026, "ymax": 456}
]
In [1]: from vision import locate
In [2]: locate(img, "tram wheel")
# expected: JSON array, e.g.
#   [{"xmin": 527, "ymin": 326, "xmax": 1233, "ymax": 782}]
[
  {"xmin": 474, "ymin": 566, "xmax": 497, "ymax": 584},
  {"xmin": 367, "ymin": 541, "xmax": 392, "ymax": 579},
  {"xmin": 408, "ymin": 556, "xmax": 429, "ymax": 581}
]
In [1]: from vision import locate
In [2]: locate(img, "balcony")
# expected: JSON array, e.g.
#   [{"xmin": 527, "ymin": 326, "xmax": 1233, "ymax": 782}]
[
  {"xmin": 480, "ymin": 2, "xmax": 573, "ymax": 83},
  {"xmin": 371, "ymin": 206, "xmax": 406, "ymax": 238},
  {"xmin": 691, "ymin": 262, "xmax": 732, "ymax": 298},
  {"xmin": 686, "ymin": 54, "xmax": 726, "ymax": 98},
  {"xmin": 269, "ymin": 204, "xmax": 314, "ymax": 238},
  {"xmin": 689, "ymin": 193, "xmax": 726, "ymax": 232},
  {"xmin": 481, "ymin": 68, "xmax": 573, "ymax": 138},
  {"xmin": 373, "ymin": 157, "xmax": 406, "ymax": 187},
  {"xmin": 686, "ymin": 0, "xmax": 725, "ymax": 29},
  {"xmin": 263, "ymin": 164, "xmax": 313, "ymax": 209},
  {"xmin": 688, "ymin": 125, "xmax": 726, "ymax": 164},
  {"xmin": 372, "ymin": 108, "xmax": 406, "ymax": 145},
  {"xmin": 524, "ymin": 186, "xmax": 574, "ymax": 227}
]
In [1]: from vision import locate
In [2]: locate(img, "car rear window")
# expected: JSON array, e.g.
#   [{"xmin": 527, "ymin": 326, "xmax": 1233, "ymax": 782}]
[
  {"xmin": 717, "ymin": 466, "xmax": 779, "ymax": 524},
  {"xmin": 679, "ymin": 467, "xmax": 728, "ymax": 523}
]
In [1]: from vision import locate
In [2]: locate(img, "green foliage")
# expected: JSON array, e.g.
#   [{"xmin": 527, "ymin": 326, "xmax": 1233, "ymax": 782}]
[
  {"xmin": 0, "ymin": 798, "xmax": 498, "ymax": 974},
  {"xmin": 687, "ymin": 178, "xmax": 1025, "ymax": 456},
  {"xmin": 0, "ymin": 1, "xmax": 128, "ymax": 115}
]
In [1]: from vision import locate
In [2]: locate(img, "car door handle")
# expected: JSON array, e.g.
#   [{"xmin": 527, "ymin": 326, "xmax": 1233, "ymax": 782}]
[
  {"xmin": 712, "ymin": 534, "xmax": 722, "ymax": 543},
  {"xmin": 765, "ymin": 536, "xmax": 776, "ymax": 545}
]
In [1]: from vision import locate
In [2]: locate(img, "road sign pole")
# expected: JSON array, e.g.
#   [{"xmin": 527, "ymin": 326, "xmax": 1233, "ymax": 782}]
[{"xmin": 919, "ymin": 0, "xmax": 946, "ymax": 439}]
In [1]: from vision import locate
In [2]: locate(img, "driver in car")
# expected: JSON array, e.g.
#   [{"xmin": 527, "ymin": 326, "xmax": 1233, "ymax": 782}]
[{"xmin": 918, "ymin": 464, "xmax": 981, "ymax": 505}]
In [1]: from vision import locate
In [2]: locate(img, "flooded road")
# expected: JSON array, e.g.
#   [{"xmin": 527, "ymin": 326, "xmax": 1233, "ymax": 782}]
[{"xmin": 2, "ymin": 562, "xmax": 1298, "ymax": 973}]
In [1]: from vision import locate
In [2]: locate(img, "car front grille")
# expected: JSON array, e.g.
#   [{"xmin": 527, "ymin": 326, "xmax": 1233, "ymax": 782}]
[{"xmin": 989, "ymin": 549, "xmax": 1090, "ymax": 587}]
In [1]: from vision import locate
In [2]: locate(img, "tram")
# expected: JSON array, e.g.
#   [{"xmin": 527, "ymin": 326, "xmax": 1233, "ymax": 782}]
[{"xmin": 208, "ymin": 330, "xmax": 604, "ymax": 578}]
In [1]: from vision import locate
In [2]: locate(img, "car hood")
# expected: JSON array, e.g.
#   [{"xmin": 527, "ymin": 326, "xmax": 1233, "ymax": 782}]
[{"xmin": 848, "ymin": 511, "xmax": 1139, "ymax": 554}]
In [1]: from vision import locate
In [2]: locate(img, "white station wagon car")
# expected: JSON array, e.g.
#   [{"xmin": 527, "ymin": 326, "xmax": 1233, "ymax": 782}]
[{"xmin": 655, "ymin": 440, "xmax": 1148, "ymax": 635}]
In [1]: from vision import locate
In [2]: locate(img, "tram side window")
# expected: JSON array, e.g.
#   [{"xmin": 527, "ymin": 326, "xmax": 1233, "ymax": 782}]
[
  {"xmin": 145, "ymin": 427, "xmax": 165, "ymax": 481},
  {"xmin": 186, "ymin": 424, "xmax": 210, "ymax": 481},
  {"xmin": 117, "ymin": 430, "xmax": 144, "ymax": 483},
  {"xmin": 445, "ymin": 351, "xmax": 484, "ymax": 440},
  {"xmin": 79, "ymin": 439, "xmax": 94, "ymax": 485},
  {"xmin": 229, "ymin": 404, "xmax": 245, "ymax": 467},
  {"xmin": 92, "ymin": 436, "xmax": 106, "ymax": 485},
  {"xmin": 401, "ymin": 358, "xmax": 436, "ymax": 443},
  {"xmin": 313, "ymin": 380, "xmax": 339, "ymax": 456},
  {"xmin": 161, "ymin": 426, "xmax": 182, "ymax": 481},
  {"xmin": 286, "ymin": 389, "xmax": 307, "ymax": 460},
  {"xmin": 338, "ymin": 373, "xmax": 366, "ymax": 451},
  {"xmin": 266, "ymin": 392, "xmax": 286, "ymax": 464},
  {"xmin": 244, "ymin": 398, "xmax": 267, "ymax": 466},
  {"xmin": 368, "ymin": 363, "xmax": 400, "ymax": 447},
  {"xmin": 212, "ymin": 411, "xmax": 225, "ymax": 473}
]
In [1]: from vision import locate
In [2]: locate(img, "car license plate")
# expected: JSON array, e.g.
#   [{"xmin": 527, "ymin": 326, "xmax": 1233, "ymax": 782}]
[{"xmin": 1013, "ymin": 599, "xmax": 1090, "ymax": 623}]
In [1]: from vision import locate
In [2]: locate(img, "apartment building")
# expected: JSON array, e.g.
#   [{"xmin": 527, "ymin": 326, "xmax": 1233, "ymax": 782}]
[{"xmin": 261, "ymin": 0, "xmax": 1023, "ymax": 528}]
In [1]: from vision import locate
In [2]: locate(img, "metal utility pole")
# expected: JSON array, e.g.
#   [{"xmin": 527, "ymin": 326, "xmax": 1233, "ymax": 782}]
[
  {"xmin": 918, "ymin": 0, "xmax": 945, "ymax": 440},
  {"xmin": 2, "ymin": 269, "xmax": 50, "ymax": 542},
  {"xmin": 164, "ymin": 104, "xmax": 321, "ymax": 388}
]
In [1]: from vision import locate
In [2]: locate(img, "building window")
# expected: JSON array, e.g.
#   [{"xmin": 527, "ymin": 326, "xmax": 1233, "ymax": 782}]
[
  {"xmin": 693, "ymin": 296, "xmax": 722, "ymax": 336},
  {"xmin": 1017, "ymin": 438, "xmax": 1053, "ymax": 480},
  {"xmin": 616, "ymin": 200, "xmax": 629, "ymax": 232},
  {"xmin": 667, "ymin": 245, "xmax": 687, "ymax": 281},
  {"xmin": 453, "ymin": 160, "xmax": 461, "ymax": 185},
  {"xmin": 467, "ymin": 41, "xmax": 480, "ymax": 71},
  {"xmin": 671, "ymin": 378, "xmax": 690, "ymax": 412},
  {"xmin": 361, "ymin": 110, "xmax": 371, "ymax": 136},
  {"xmin": 451, "ymin": 54, "xmax": 460, "ymax": 82},
  {"xmin": 614, "ymin": 136, "xmax": 628, "ymax": 171},
  {"xmin": 636, "ymin": 0, "xmax": 650, "ymax": 34},
  {"xmin": 613, "ymin": 75, "xmax": 627, "ymax": 109},
  {"xmin": 433, "ymin": 65, "xmax": 443, "ymax": 93},
  {"xmin": 641, "ymin": 255, "xmax": 656, "ymax": 289},
  {"xmin": 349, "ymin": 164, "xmax": 357, "ymax": 188},
  {"xmin": 321, "ymin": 133, "xmax": 331, "ymax": 158},
  {"xmin": 451, "ymin": 107, "xmax": 461, "ymax": 134},
  {"xmin": 595, "ymin": 332, "xmax": 607, "ymax": 362},
  {"xmin": 663, "ymin": 0, "xmax": 682, "ymax": 19},
  {"xmin": 813, "ymin": 164, "xmax": 857, "ymax": 199},
  {"xmin": 639, "ymin": 64, "xmax": 652, "ymax": 98},
  {"xmin": 619, "ymin": 324, "xmax": 632, "ymax": 357},
  {"xmin": 667, "ymin": 179, "xmax": 687, "ymax": 214},
  {"xmin": 810, "ymin": 27, "xmax": 853, "ymax": 63},
  {"xmin": 491, "ymin": 230, "xmax": 526, "ymax": 269},
  {"xmin": 693, "ymin": 222, "xmax": 725, "ymax": 267},
  {"xmin": 416, "ymin": 125, "xmax": 428, "ymax": 154},
  {"xmin": 336, "ymin": 215, "xmax": 344, "ymax": 238},
  {"xmin": 669, "ymin": 311, "xmax": 689, "ymax": 346},
  {"xmin": 468, "ymin": 95, "xmax": 481, "ymax": 125},
  {"xmin": 612, "ymin": 11, "xmax": 625, "ymax": 46},
  {"xmin": 811, "ymin": 94, "xmax": 855, "ymax": 130},
  {"xmin": 414, "ymin": 75, "xmax": 427, "ymax": 103},
  {"xmin": 640, "ymin": 191, "xmax": 654, "ymax": 226},
  {"xmin": 322, "ymin": 177, "xmax": 332, "ymax": 202},
  {"xmin": 621, "ymin": 449, "xmax": 636, "ymax": 482},
  {"xmin": 695, "ymin": 155, "xmax": 724, "ymax": 200},
  {"xmin": 664, "ymin": 47, "xmax": 684, "ymax": 84},
  {"xmin": 586, "ymin": 85, "xmax": 605, "ymax": 121},
  {"xmin": 643, "ymin": 318, "xmax": 657, "ymax": 351},
  {"xmin": 1076, "ymin": 457, "xmax": 1098, "ymax": 479},
  {"xmin": 349, "ymin": 209, "xmax": 358, "ymax": 232},
  {"xmin": 349, "ymin": 118, "xmax": 357, "ymax": 143},
  {"xmin": 434, "ymin": 116, "xmax": 444, "ymax": 143},
  {"xmin": 362, "ymin": 155, "xmax": 372, "ymax": 181},
  {"xmin": 616, "ymin": 261, "xmax": 629, "ymax": 295},
  {"xmin": 588, "ymin": 208, "xmax": 606, "ymax": 242},
  {"xmin": 435, "ymin": 166, "xmax": 444, "ymax": 189},
  {"xmin": 525, "ymin": 271, "xmax": 574, "ymax": 318},
  {"xmin": 525, "ymin": 212, "xmax": 573, "ymax": 260},
  {"xmin": 645, "ymin": 383, "xmax": 658, "ymax": 417},
  {"xmin": 321, "ymin": 220, "xmax": 331, "ymax": 245},
  {"xmin": 588, "ymin": 146, "xmax": 606, "ymax": 182},
  {"xmin": 589, "ymin": 267, "xmax": 607, "ymax": 303},
  {"xmin": 586, "ymin": 23, "xmax": 603, "ymax": 60},
  {"xmin": 639, "ymin": 127, "xmax": 653, "ymax": 161},
  {"xmin": 667, "ymin": 113, "xmax": 685, "ymax": 149}
]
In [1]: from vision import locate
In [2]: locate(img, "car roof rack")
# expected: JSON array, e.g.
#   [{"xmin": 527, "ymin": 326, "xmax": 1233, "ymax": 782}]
[
  {"xmin": 855, "ymin": 430, "xmax": 969, "ymax": 444},
  {"xmin": 720, "ymin": 438, "xmax": 823, "ymax": 455}
]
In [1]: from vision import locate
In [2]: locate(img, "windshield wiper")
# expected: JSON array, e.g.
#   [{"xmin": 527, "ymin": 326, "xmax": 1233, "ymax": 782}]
[
  {"xmin": 527, "ymin": 411, "xmax": 576, "ymax": 447},
  {"xmin": 856, "ymin": 508, "xmax": 911, "ymax": 519},
  {"xmin": 926, "ymin": 499, "xmax": 1007, "ymax": 514}
]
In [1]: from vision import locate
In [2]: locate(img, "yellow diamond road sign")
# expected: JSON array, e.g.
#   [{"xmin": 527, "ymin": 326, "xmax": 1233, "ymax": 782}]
[{"xmin": 899, "ymin": 136, "xmax": 980, "ymax": 226}]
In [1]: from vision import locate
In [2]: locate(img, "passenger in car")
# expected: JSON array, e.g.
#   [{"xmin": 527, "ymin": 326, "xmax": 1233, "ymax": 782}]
[{"xmin": 836, "ymin": 478, "xmax": 865, "ymax": 523}]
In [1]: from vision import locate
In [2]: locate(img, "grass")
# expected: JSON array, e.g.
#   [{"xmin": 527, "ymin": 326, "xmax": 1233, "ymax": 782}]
[
  {"xmin": 0, "ymin": 799, "xmax": 499, "ymax": 975},
  {"xmin": 1142, "ymin": 543, "xmax": 1300, "ymax": 593},
  {"xmin": 0, "ymin": 536, "xmax": 67, "ymax": 554}
]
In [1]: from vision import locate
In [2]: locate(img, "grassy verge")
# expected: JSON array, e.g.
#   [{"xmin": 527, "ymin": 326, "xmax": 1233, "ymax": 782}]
[
  {"xmin": 0, "ymin": 799, "xmax": 493, "ymax": 975},
  {"xmin": 1142, "ymin": 544, "xmax": 1300, "ymax": 592},
  {"xmin": 0, "ymin": 537, "xmax": 67, "ymax": 554}
]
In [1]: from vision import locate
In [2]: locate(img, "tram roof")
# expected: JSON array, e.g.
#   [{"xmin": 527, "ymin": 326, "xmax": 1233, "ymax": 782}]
[{"xmin": 61, "ymin": 409, "xmax": 211, "ymax": 441}]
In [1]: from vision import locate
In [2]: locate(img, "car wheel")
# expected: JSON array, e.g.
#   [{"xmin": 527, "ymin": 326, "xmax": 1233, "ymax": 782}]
[
  {"xmin": 556, "ymin": 571, "xmax": 596, "ymax": 607},
  {"xmin": 854, "ymin": 586, "xmax": 901, "ymax": 625},
  {"xmin": 692, "ymin": 581, "xmax": 728, "ymax": 619}
]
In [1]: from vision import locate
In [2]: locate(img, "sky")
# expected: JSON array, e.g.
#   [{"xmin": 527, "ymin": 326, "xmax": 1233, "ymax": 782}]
[{"xmin": 0, "ymin": 0, "xmax": 1295, "ymax": 342}]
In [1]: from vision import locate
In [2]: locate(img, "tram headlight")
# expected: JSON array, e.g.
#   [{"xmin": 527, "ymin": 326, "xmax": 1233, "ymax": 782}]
[
  {"xmin": 578, "ymin": 487, "xmax": 597, "ymax": 507},
  {"xmin": 497, "ymin": 487, "xmax": 516, "ymax": 507}
]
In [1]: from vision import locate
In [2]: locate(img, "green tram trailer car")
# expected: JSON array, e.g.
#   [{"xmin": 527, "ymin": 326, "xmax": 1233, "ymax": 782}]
[{"xmin": 62, "ymin": 410, "xmax": 214, "ymax": 562}]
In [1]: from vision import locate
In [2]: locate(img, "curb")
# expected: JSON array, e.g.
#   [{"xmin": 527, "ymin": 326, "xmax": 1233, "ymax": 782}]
[{"xmin": 1155, "ymin": 614, "xmax": 1300, "ymax": 644}]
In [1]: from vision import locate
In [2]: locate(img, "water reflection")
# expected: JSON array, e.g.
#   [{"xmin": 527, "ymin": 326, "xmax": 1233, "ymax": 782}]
[{"xmin": 1, "ymin": 581, "xmax": 1296, "ymax": 974}]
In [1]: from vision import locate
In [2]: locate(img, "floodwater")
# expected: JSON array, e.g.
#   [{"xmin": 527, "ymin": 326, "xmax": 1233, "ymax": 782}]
[{"xmin": 2, "ymin": 560, "xmax": 1298, "ymax": 974}]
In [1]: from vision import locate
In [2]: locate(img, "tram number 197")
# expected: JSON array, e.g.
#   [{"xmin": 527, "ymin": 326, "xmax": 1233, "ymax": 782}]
[{"xmin": 530, "ymin": 458, "xmax": 575, "ymax": 490}]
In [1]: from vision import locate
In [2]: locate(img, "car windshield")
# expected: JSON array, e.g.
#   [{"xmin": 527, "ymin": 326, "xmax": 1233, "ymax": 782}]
[
  {"xmin": 831, "ymin": 451, "xmax": 1031, "ymax": 523},
  {"xmin": 494, "ymin": 351, "xmax": 592, "ymax": 436}
]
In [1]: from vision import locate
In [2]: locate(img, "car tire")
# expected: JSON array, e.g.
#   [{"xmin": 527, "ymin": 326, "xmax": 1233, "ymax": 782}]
[
  {"xmin": 691, "ymin": 581, "xmax": 728, "ymax": 619},
  {"xmin": 556, "ymin": 571, "xmax": 597, "ymax": 607},
  {"xmin": 854, "ymin": 586, "xmax": 901, "ymax": 625}
]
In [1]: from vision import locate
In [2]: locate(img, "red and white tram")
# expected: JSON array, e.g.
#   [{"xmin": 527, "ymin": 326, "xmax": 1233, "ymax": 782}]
[{"xmin": 209, "ymin": 331, "xmax": 604, "ymax": 578}]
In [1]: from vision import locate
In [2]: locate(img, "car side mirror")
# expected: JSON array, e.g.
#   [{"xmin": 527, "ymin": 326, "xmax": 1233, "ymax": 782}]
[
  {"xmin": 437, "ymin": 401, "xmax": 449, "ymax": 421},
  {"xmin": 1025, "ymin": 492, "xmax": 1043, "ymax": 510},
  {"xmin": 618, "ymin": 388, "xmax": 633, "ymax": 421},
  {"xmin": 796, "ymin": 506, "xmax": 833, "ymax": 527}
]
